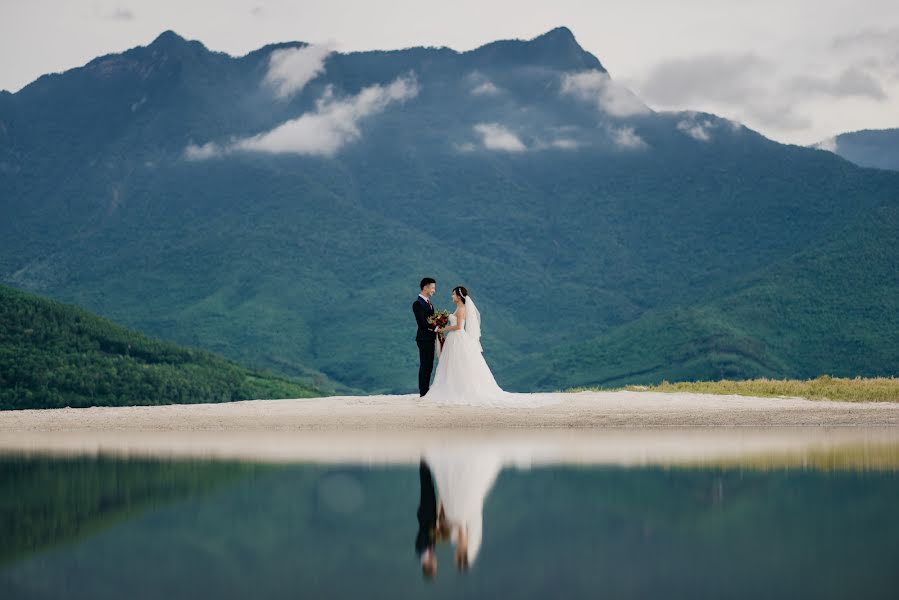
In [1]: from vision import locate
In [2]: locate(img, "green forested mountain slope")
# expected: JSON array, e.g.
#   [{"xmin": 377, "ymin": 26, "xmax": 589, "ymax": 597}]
[
  {"xmin": 0, "ymin": 284, "xmax": 320, "ymax": 409},
  {"xmin": 512, "ymin": 201, "xmax": 899, "ymax": 389},
  {"xmin": 1, "ymin": 27, "xmax": 897, "ymax": 393}
]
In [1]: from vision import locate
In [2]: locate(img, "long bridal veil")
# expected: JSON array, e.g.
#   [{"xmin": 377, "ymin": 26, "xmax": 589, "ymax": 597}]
[{"xmin": 464, "ymin": 296, "xmax": 482, "ymax": 353}]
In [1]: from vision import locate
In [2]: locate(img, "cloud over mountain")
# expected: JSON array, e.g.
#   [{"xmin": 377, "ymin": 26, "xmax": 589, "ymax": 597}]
[
  {"xmin": 607, "ymin": 125, "xmax": 646, "ymax": 149},
  {"xmin": 473, "ymin": 122, "xmax": 526, "ymax": 151},
  {"xmin": 466, "ymin": 72, "xmax": 502, "ymax": 97},
  {"xmin": 186, "ymin": 73, "xmax": 419, "ymax": 159},
  {"xmin": 561, "ymin": 70, "xmax": 651, "ymax": 118},
  {"xmin": 264, "ymin": 44, "xmax": 333, "ymax": 100}
]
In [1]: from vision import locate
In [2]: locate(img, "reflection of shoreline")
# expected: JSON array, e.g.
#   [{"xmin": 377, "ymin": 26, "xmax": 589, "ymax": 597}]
[{"xmin": 2, "ymin": 427, "xmax": 899, "ymax": 470}]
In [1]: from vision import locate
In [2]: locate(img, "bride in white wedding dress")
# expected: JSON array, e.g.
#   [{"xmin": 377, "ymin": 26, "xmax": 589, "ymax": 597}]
[{"xmin": 423, "ymin": 286, "xmax": 560, "ymax": 408}]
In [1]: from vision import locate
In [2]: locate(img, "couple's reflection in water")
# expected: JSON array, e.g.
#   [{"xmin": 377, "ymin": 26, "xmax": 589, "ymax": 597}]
[{"xmin": 415, "ymin": 443, "xmax": 513, "ymax": 579}]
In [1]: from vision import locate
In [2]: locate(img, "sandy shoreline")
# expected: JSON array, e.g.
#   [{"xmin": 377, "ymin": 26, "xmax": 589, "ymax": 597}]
[
  {"xmin": 3, "ymin": 392, "xmax": 899, "ymax": 467},
  {"xmin": 2, "ymin": 390, "xmax": 899, "ymax": 432}
]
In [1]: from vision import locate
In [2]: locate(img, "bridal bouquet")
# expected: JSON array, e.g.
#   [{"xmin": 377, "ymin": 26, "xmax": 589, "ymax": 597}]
[
  {"xmin": 428, "ymin": 309, "xmax": 450, "ymax": 331},
  {"xmin": 428, "ymin": 309, "xmax": 450, "ymax": 351}
]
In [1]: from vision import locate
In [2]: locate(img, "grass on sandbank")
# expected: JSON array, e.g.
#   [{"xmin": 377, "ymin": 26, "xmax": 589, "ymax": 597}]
[{"xmin": 568, "ymin": 375, "xmax": 899, "ymax": 402}]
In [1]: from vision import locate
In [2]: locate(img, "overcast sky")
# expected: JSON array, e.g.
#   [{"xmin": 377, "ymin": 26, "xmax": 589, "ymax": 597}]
[{"xmin": 1, "ymin": 0, "xmax": 897, "ymax": 145}]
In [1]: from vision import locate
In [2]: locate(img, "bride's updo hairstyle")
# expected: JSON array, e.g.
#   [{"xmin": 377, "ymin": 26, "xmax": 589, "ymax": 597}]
[{"xmin": 453, "ymin": 286, "xmax": 469, "ymax": 304}]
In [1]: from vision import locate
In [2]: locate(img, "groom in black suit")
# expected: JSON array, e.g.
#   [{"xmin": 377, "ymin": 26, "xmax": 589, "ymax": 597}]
[{"xmin": 413, "ymin": 277, "xmax": 439, "ymax": 396}]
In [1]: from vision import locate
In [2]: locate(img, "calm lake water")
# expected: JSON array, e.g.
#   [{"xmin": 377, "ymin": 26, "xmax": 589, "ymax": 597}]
[{"xmin": 2, "ymin": 430, "xmax": 898, "ymax": 599}]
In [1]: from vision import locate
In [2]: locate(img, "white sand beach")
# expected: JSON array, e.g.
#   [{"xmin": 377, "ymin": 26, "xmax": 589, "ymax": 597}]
[
  {"xmin": 2, "ymin": 391, "xmax": 899, "ymax": 467},
  {"xmin": 2, "ymin": 390, "xmax": 898, "ymax": 433}
]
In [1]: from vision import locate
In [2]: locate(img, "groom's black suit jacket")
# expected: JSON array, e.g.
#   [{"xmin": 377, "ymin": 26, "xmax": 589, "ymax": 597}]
[{"xmin": 413, "ymin": 296, "xmax": 437, "ymax": 341}]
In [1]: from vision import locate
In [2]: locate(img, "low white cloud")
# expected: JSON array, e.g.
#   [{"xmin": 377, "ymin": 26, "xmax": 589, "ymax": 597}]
[
  {"xmin": 184, "ymin": 141, "xmax": 222, "ymax": 160},
  {"xmin": 676, "ymin": 114, "xmax": 714, "ymax": 141},
  {"xmin": 238, "ymin": 75, "xmax": 418, "ymax": 155},
  {"xmin": 550, "ymin": 138, "xmax": 579, "ymax": 149},
  {"xmin": 185, "ymin": 74, "xmax": 419, "ymax": 159},
  {"xmin": 463, "ymin": 125, "xmax": 581, "ymax": 153},
  {"xmin": 608, "ymin": 126, "xmax": 647, "ymax": 149},
  {"xmin": 473, "ymin": 123, "xmax": 526, "ymax": 152},
  {"xmin": 724, "ymin": 118, "xmax": 743, "ymax": 132},
  {"xmin": 677, "ymin": 120, "xmax": 710, "ymax": 141},
  {"xmin": 465, "ymin": 72, "xmax": 502, "ymax": 96},
  {"xmin": 561, "ymin": 70, "xmax": 651, "ymax": 118},
  {"xmin": 264, "ymin": 44, "xmax": 333, "ymax": 100},
  {"xmin": 812, "ymin": 137, "xmax": 839, "ymax": 152},
  {"xmin": 471, "ymin": 80, "xmax": 500, "ymax": 96}
]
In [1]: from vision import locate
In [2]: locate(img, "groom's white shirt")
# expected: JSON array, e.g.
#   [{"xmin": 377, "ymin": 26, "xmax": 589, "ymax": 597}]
[{"xmin": 419, "ymin": 294, "xmax": 436, "ymax": 329}]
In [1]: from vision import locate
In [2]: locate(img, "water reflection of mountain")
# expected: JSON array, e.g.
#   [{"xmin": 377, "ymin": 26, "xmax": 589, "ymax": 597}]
[{"xmin": 0, "ymin": 456, "xmax": 261, "ymax": 565}]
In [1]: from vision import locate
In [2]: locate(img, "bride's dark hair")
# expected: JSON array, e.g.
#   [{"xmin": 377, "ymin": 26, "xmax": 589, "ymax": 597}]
[{"xmin": 453, "ymin": 286, "xmax": 468, "ymax": 304}]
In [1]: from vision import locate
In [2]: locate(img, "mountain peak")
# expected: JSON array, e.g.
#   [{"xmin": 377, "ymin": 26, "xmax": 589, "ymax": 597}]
[
  {"xmin": 150, "ymin": 30, "xmax": 189, "ymax": 48},
  {"xmin": 139, "ymin": 29, "xmax": 211, "ymax": 62},
  {"xmin": 532, "ymin": 26, "xmax": 577, "ymax": 44},
  {"xmin": 468, "ymin": 26, "xmax": 604, "ymax": 72}
]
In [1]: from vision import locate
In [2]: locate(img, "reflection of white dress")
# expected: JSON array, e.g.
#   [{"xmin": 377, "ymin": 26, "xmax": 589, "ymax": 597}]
[
  {"xmin": 424, "ymin": 446, "xmax": 504, "ymax": 566},
  {"xmin": 425, "ymin": 309, "xmax": 561, "ymax": 407}
]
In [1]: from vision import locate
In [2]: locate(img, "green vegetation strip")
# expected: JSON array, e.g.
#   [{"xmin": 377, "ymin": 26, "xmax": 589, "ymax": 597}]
[{"xmin": 570, "ymin": 375, "xmax": 899, "ymax": 402}]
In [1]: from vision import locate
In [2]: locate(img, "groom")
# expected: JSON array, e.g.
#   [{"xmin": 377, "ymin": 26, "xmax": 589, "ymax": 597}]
[{"xmin": 413, "ymin": 277, "xmax": 438, "ymax": 396}]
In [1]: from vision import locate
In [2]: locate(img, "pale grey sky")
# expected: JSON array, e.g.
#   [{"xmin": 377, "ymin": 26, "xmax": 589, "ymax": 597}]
[{"xmin": 1, "ymin": 0, "xmax": 897, "ymax": 144}]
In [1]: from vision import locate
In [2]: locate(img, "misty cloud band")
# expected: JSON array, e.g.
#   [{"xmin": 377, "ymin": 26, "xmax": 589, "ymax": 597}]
[{"xmin": 185, "ymin": 73, "xmax": 419, "ymax": 159}]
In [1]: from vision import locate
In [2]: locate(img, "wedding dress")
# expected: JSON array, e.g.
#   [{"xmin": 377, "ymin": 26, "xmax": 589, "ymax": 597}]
[{"xmin": 423, "ymin": 296, "xmax": 560, "ymax": 407}]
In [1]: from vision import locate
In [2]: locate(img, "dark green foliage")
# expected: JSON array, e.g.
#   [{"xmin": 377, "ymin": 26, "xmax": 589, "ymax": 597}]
[
  {"xmin": 516, "ymin": 203, "xmax": 899, "ymax": 389},
  {"xmin": 0, "ymin": 284, "xmax": 320, "ymax": 409}
]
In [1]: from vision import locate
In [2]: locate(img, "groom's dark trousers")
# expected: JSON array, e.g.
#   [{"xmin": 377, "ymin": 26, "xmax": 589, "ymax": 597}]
[
  {"xmin": 413, "ymin": 296, "xmax": 436, "ymax": 396},
  {"xmin": 416, "ymin": 339, "xmax": 435, "ymax": 396}
]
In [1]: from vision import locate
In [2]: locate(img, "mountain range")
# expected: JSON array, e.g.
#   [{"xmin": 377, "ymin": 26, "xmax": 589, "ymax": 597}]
[
  {"xmin": 1, "ymin": 27, "xmax": 897, "ymax": 393},
  {"xmin": 813, "ymin": 128, "xmax": 899, "ymax": 172}
]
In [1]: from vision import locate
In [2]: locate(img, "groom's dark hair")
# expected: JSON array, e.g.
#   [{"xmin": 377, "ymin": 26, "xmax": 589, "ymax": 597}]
[{"xmin": 420, "ymin": 277, "xmax": 436, "ymax": 290}]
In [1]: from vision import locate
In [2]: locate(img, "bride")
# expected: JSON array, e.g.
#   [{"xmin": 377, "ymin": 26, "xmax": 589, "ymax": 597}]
[{"xmin": 423, "ymin": 286, "xmax": 559, "ymax": 407}]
